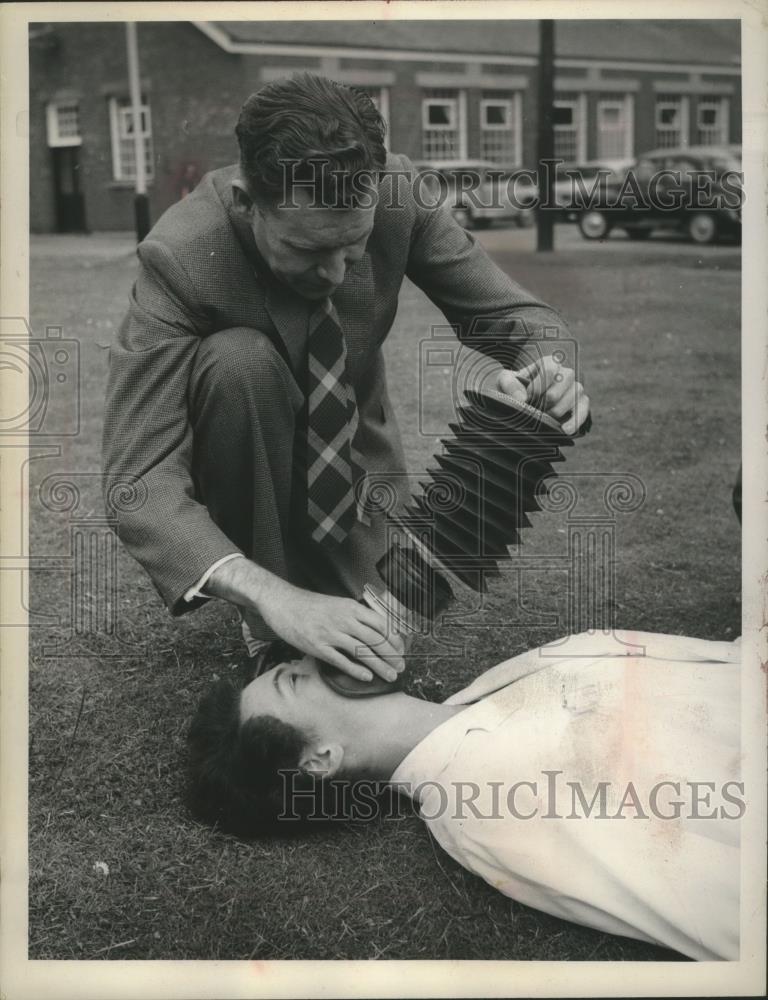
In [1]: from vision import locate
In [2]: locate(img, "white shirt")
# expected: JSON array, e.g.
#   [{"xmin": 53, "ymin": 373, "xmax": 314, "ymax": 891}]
[{"xmin": 390, "ymin": 630, "xmax": 741, "ymax": 961}]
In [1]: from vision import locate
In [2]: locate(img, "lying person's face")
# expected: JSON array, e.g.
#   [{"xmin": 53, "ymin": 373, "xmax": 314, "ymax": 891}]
[
  {"xmin": 239, "ymin": 654, "xmax": 351, "ymax": 737},
  {"xmin": 188, "ymin": 651, "xmax": 409, "ymax": 833},
  {"xmin": 240, "ymin": 653, "xmax": 403, "ymax": 781}
]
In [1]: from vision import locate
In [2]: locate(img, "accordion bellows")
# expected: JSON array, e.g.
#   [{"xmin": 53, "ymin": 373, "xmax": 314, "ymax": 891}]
[{"xmin": 376, "ymin": 387, "xmax": 574, "ymax": 624}]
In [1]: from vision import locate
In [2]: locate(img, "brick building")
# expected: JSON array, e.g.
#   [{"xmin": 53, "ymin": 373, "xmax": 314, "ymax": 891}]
[{"xmin": 29, "ymin": 19, "xmax": 741, "ymax": 233}]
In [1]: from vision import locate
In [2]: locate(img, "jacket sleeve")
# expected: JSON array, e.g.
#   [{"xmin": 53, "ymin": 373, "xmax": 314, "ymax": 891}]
[
  {"xmin": 401, "ymin": 156, "xmax": 572, "ymax": 370},
  {"xmin": 102, "ymin": 239, "xmax": 243, "ymax": 615}
]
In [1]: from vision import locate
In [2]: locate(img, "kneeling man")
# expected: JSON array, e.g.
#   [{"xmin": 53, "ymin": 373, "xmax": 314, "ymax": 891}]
[{"xmin": 188, "ymin": 630, "xmax": 741, "ymax": 961}]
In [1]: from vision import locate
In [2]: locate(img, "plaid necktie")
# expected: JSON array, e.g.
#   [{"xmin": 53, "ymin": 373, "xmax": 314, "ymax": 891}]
[{"xmin": 306, "ymin": 299, "xmax": 362, "ymax": 546}]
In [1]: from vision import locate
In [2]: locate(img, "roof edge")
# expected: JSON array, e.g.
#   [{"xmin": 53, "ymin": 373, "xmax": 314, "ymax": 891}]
[{"xmin": 191, "ymin": 21, "xmax": 740, "ymax": 74}]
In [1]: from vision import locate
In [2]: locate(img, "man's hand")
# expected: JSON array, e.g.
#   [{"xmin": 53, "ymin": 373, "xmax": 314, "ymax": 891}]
[
  {"xmin": 205, "ymin": 557, "xmax": 404, "ymax": 683},
  {"xmin": 497, "ymin": 356, "xmax": 590, "ymax": 435},
  {"xmin": 258, "ymin": 578, "xmax": 405, "ymax": 683}
]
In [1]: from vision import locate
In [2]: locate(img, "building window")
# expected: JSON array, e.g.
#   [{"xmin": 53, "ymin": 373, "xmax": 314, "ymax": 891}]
[
  {"xmin": 655, "ymin": 95, "xmax": 689, "ymax": 148},
  {"xmin": 696, "ymin": 97, "xmax": 728, "ymax": 145},
  {"xmin": 354, "ymin": 86, "xmax": 390, "ymax": 147},
  {"xmin": 108, "ymin": 97, "xmax": 154, "ymax": 183},
  {"xmin": 553, "ymin": 93, "xmax": 587, "ymax": 162},
  {"xmin": 46, "ymin": 101, "xmax": 82, "ymax": 148},
  {"xmin": 596, "ymin": 94, "xmax": 634, "ymax": 159},
  {"xmin": 421, "ymin": 89, "xmax": 466, "ymax": 159},
  {"xmin": 479, "ymin": 93, "xmax": 522, "ymax": 166}
]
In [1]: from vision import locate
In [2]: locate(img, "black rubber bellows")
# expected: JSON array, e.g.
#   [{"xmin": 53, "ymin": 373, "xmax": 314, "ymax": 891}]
[{"xmin": 378, "ymin": 388, "xmax": 573, "ymax": 608}]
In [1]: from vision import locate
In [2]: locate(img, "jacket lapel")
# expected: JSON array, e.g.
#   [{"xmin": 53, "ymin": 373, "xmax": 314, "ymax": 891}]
[
  {"xmin": 263, "ymin": 281, "xmax": 311, "ymax": 376},
  {"xmin": 221, "ymin": 174, "xmax": 311, "ymax": 374}
]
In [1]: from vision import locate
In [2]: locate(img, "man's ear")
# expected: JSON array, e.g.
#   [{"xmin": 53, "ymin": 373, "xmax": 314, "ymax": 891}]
[
  {"xmin": 231, "ymin": 178, "xmax": 255, "ymax": 217},
  {"xmin": 299, "ymin": 742, "xmax": 344, "ymax": 780}
]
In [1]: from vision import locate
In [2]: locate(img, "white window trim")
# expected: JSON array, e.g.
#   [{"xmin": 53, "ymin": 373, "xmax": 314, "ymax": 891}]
[
  {"xmin": 479, "ymin": 93, "xmax": 522, "ymax": 167},
  {"xmin": 108, "ymin": 96, "xmax": 154, "ymax": 183},
  {"xmin": 656, "ymin": 96, "xmax": 690, "ymax": 146},
  {"xmin": 655, "ymin": 100, "xmax": 680, "ymax": 129},
  {"xmin": 457, "ymin": 90, "xmax": 467, "ymax": 159},
  {"xmin": 597, "ymin": 95, "xmax": 634, "ymax": 159},
  {"xmin": 625, "ymin": 93, "xmax": 635, "ymax": 159},
  {"xmin": 719, "ymin": 97, "xmax": 729, "ymax": 142},
  {"xmin": 696, "ymin": 96, "xmax": 729, "ymax": 141},
  {"xmin": 696, "ymin": 103, "xmax": 717, "ymax": 128},
  {"xmin": 480, "ymin": 98, "xmax": 513, "ymax": 131},
  {"xmin": 422, "ymin": 97, "xmax": 458, "ymax": 131},
  {"xmin": 46, "ymin": 101, "xmax": 82, "ymax": 148},
  {"xmin": 118, "ymin": 104, "xmax": 152, "ymax": 140},
  {"xmin": 553, "ymin": 94, "xmax": 587, "ymax": 163}
]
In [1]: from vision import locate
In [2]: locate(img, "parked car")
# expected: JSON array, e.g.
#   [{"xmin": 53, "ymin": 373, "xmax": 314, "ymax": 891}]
[
  {"xmin": 550, "ymin": 158, "xmax": 634, "ymax": 216},
  {"xmin": 412, "ymin": 159, "xmax": 537, "ymax": 229},
  {"xmin": 567, "ymin": 145, "xmax": 742, "ymax": 244}
]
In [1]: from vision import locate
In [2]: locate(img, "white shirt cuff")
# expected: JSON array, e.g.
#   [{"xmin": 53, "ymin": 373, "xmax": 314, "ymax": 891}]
[{"xmin": 183, "ymin": 553, "xmax": 245, "ymax": 603}]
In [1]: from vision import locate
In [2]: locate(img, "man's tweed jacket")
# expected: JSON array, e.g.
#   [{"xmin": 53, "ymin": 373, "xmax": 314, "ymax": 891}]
[{"xmin": 102, "ymin": 153, "xmax": 572, "ymax": 615}]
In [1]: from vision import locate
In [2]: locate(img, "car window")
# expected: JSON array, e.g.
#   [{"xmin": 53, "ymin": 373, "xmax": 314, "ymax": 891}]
[
  {"xmin": 673, "ymin": 159, "xmax": 699, "ymax": 176},
  {"xmin": 635, "ymin": 159, "xmax": 657, "ymax": 181}
]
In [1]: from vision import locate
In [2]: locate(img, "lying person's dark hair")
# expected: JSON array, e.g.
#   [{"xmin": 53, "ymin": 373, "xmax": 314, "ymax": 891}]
[
  {"xmin": 187, "ymin": 643, "xmax": 360, "ymax": 836},
  {"xmin": 189, "ymin": 642, "xmax": 304, "ymax": 834}
]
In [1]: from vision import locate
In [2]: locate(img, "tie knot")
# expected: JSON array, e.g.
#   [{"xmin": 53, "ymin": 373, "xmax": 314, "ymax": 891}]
[{"xmin": 311, "ymin": 297, "xmax": 334, "ymax": 322}]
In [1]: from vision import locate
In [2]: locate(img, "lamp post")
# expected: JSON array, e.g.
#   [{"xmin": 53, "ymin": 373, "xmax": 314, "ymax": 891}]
[
  {"xmin": 125, "ymin": 22, "xmax": 150, "ymax": 242},
  {"xmin": 536, "ymin": 19, "xmax": 555, "ymax": 252}
]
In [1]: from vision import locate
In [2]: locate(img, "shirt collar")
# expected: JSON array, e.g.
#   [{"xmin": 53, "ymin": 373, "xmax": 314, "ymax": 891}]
[{"xmin": 389, "ymin": 695, "xmax": 517, "ymax": 799}]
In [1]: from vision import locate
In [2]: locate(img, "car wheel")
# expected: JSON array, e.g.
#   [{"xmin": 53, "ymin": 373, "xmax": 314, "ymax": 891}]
[
  {"xmin": 625, "ymin": 227, "xmax": 652, "ymax": 241},
  {"xmin": 452, "ymin": 206, "xmax": 474, "ymax": 229},
  {"xmin": 687, "ymin": 213, "xmax": 718, "ymax": 245},
  {"xmin": 578, "ymin": 211, "xmax": 611, "ymax": 240}
]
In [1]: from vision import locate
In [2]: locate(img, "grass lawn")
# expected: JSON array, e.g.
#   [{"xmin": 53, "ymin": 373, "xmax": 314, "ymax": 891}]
[{"xmin": 27, "ymin": 226, "xmax": 740, "ymax": 961}]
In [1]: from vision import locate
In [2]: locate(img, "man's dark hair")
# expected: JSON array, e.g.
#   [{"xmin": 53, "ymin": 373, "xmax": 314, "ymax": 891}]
[{"xmin": 235, "ymin": 73, "xmax": 387, "ymax": 206}]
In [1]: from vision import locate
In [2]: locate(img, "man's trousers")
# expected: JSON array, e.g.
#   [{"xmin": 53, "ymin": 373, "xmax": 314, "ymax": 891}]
[{"xmin": 188, "ymin": 326, "xmax": 394, "ymax": 641}]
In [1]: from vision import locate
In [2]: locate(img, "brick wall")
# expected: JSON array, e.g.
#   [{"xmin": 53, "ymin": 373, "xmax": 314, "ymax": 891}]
[
  {"xmin": 30, "ymin": 21, "xmax": 244, "ymax": 232},
  {"xmin": 29, "ymin": 22, "xmax": 742, "ymax": 232}
]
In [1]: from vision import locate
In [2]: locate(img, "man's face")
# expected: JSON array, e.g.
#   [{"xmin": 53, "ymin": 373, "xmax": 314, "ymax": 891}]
[{"xmin": 244, "ymin": 186, "xmax": 378, "ymax": 301}]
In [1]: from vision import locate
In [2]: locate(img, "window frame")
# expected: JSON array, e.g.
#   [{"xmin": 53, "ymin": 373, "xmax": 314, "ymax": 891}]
[
  {"xmin": 696, "ymin": 96, "xmax": 728, "ymax": 144},
  {"xmin": 421, "ymin": 89, "xmax": 467, "ymax": 159},
  {"xmin": 655, "ymin": 95, "xmax": 690, "ymax": 148},
  {"xmin": 480, "ymin": 98, "xmax": 513, "ymax": 131},
  {"xmin": 596, "ymin": 94, "xmax": 634, "ymax": 159},
  {"xmin": 108, "ymin": 96, "xmax": 154, "ymax": 183},
  {"xmin": 655, "ymin": 101, "xmax": 681, "ymax": 130},
  {"xmin": 46, "ymin": 101, "xmax": 82, "ymax": 148},
  {"xmin": 422, "ymin": 98, "xmax": 458, "ymax": 132},
  {"xmin": 553, "ymin": 93, "xmax": 587, "ymax": 163}
]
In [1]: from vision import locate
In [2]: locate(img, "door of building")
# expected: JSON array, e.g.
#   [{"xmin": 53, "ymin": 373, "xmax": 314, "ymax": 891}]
[{"xmin": 52, "ymin": 146, "xmax": 86, "ymax": 233}]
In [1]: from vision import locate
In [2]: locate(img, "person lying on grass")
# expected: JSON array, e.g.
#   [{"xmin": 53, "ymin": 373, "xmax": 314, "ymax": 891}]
[{"xmin": 187, "ymin": 629, "xmax": 741, "ymax": 962}]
